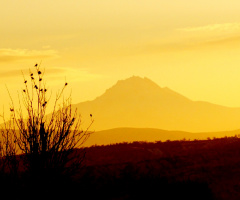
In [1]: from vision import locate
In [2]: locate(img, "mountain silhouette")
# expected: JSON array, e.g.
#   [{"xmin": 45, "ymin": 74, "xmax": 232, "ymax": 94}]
[{"xmin": 74, "ymin": 76, "xmax": 240, "ymax": 132}]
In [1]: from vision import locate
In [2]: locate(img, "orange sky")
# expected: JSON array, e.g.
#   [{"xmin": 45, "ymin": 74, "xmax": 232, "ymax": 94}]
[{"xmin": 2, "ymin": 0, "xmax": 240, "ymax": 111}]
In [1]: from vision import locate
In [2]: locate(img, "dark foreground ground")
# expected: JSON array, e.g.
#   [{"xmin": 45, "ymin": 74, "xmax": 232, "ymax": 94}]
[
  {"xmin": 80, "ymin": 137, "xmax": 240, "ymax": 200},
  {"xmin": 2, "ymin": 136, "xmax": 240, "ymax": 200}
]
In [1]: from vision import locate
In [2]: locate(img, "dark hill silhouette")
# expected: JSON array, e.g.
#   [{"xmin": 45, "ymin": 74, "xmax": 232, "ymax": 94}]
[
  {"xmin": 74, "ymin": 76, "xmax": 240, "ymax": 132},
  {"xmin": 83, "ymin": 127, "xmax": 240, "ymax": 147}
]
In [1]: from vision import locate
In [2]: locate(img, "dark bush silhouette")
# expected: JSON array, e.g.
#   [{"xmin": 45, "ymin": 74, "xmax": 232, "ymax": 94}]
[{"xmin": 0, "ymin": 64, "xmax": 93, "ymax": 196}]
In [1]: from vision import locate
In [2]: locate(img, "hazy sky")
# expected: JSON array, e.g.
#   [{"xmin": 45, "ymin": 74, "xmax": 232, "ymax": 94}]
[{"xmin": 2, "ymin": 0, "xmax": 240, "ymax": 108}]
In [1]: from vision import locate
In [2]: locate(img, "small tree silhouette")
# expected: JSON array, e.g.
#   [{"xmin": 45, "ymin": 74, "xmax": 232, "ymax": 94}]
[{"xmin": 5, "ymin": 64, "xmax": 93, "ymax": 180}]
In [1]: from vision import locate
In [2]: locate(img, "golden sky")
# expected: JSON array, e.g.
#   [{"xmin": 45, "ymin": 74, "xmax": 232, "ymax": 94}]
[{"xmin": 2, "ymin": 0, "xmax": 240, "ymax": 109}]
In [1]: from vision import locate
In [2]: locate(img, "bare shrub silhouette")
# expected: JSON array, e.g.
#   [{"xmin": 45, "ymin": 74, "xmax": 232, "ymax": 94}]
[
  {"xmin": 3, "ymin": 64, "xmax": 93, "ymax": 183},
  {"xmin": 0, "ymin": 114, "xmax": 19, "ymax": 181}
]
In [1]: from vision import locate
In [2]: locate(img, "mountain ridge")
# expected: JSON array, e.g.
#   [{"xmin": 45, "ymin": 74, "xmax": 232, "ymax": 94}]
[{"xmin": 74, "ymin": 76, "xmax": 240, "ymax": 132}]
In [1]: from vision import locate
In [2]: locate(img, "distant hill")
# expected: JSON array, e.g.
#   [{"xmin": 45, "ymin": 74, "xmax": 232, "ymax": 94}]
[
  {"xmin": 83, "ymin": 127, "xmax": 240, "ymax": 147},
  {"xmin": 74, "ymin": 76, "xmax": 240, "ymax": 132}
]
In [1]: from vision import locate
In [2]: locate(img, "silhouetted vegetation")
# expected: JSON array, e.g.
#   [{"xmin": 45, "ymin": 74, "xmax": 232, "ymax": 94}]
[
  {"xmin": 0, "ymin": 64, "xmax": 93, "ymax": 199},
  {"xmin": 81, "ymin": 136, "xmax": 240, "ymax": 200},
  {"xmin": 1, "ymin": 127, "xmax": 240, "ymax": 199}
]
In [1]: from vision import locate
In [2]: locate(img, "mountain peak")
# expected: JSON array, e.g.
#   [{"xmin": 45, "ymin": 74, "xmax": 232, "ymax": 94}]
[
  {"xmin": 123, "ymin": 75, "xmax": 153, "ymax": 82},
  {"xmin": 95, "ymin": 76, "xmax": 190, "ymax": 103},
  {"xmin": 100, "ymin": 76, "xmax": 159, "ymax": 98},
  {"xmin": 116, "ymin": 75, "xmax": 155, "ymax": 83},
  {"xmin": 110, "ymin": 76, "xmax": 161, "ymax": 91},
  {"xmin": 74, "ymin": 76, "xmax": 240, "ymax": 132}
]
